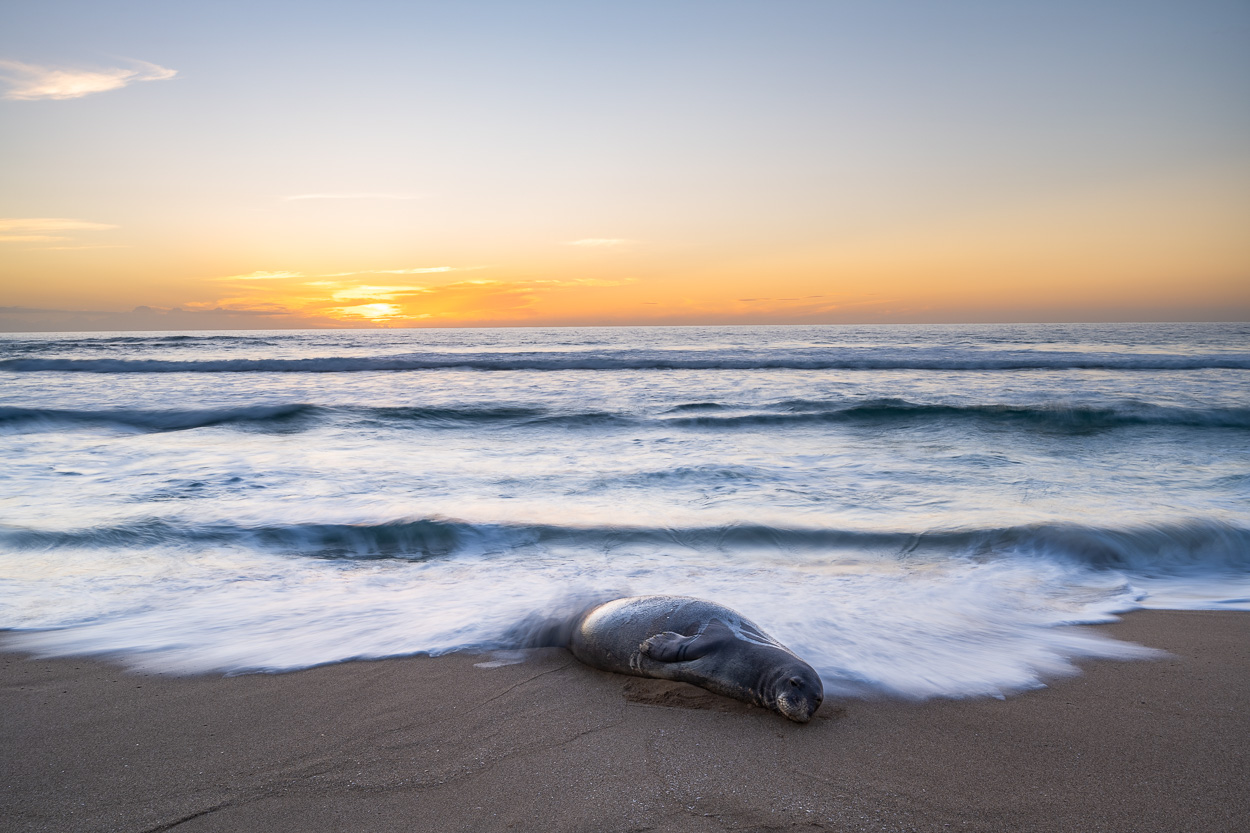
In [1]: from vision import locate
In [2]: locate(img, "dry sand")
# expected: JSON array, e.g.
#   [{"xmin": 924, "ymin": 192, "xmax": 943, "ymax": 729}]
[{"xmin": 2, "ymin": 610, "xmax": 1247, "ymax": 832}]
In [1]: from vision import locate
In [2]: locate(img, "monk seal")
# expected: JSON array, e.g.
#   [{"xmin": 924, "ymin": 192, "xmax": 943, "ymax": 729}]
[{"xmin": 568, "ymin": 595, "xmax": 823, "ymax": 723}]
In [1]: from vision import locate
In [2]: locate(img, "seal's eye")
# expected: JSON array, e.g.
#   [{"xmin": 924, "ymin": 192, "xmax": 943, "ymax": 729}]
[{"xmin": 789, "ymin": 677, "xmax": 800, "ymax": 688}]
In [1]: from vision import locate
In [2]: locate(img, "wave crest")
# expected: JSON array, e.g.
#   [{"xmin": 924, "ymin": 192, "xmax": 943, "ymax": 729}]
[
  {"xmin": 4, "ymin": 398, "xmax": 1246, "ymax": 435},
  {"xmin": 0, "ymin": 404, "xmax": 317, "ymax": 433},
  {"xmin": 4, "ymin": 517, "xmax": 1245, "ymax": 575}
]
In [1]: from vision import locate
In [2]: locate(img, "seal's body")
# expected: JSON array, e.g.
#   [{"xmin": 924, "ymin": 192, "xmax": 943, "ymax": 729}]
[{"xmin": 569, "ymin": 595, "xmax": 823, "ymax": 723}]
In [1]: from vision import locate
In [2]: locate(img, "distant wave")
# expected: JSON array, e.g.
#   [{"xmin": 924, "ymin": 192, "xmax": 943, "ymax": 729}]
[
  {"xmin": 0, "ymin": 403, "xmax": 622, "ymax": 434},
  {"xmin": 0, "ymin": 404, "xmax": 318, "ymax": 433},
  {"xmin": 665, "ymin": 402, "xmax": 729, "ymax": 412},
  {"xmin": 3, "ymin": 399, "xmax": 1247, "ymax": 435},
  {"xmin": 3, "ymin": 352, "xmax": 1250, "ymax": 373},
  {"xmin": 362, "ymin": 405, "xmax": 548, "ymax": 426},
  {"xmin": 4, "ymin": 517, "xmax": 1246, "ymax": 575},
  {"xmin": 0, "ymin": 334, "xmax": 282, "ymax": 356},
  {"xmin": 670, "ymin": 399, "xmax": 1250, "ymax": 431},
  {"xmin": 42, "ymin": 334, "xmax": 277, "ymax": 345}
]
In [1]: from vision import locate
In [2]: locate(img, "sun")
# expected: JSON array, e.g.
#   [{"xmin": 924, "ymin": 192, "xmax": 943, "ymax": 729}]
[{"xmin": 334, "ymin": 303, "xmax": 406, "ymax": 323}]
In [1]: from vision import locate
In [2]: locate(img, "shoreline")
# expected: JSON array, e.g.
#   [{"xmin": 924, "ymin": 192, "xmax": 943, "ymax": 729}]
[{"xmin": 3, "ymin": 610, "xmax": 1248, "ymax": 832}]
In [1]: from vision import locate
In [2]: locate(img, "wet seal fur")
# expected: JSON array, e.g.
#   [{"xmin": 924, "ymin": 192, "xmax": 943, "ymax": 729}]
[{"xmin": 569, "ymin": 595, "xmax": 823, "ymax": 723}]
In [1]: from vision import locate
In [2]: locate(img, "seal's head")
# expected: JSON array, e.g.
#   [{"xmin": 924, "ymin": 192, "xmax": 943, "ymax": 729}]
[{"xmin": 771, "ymin": 662, "xmax": 824, "ymax": 723}]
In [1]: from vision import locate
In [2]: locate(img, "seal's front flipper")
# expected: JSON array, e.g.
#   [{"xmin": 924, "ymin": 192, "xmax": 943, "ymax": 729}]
[
  {"xmin": 640, "ymin": 630, "xmax": 730, "ymax": 660},
  {"xmin": 641, "ymin": 619, "xmax": 738, "ymax": 662},
  {"xmin": 640, "ymin": 631, "xmax": 706, "ymax": 662}
]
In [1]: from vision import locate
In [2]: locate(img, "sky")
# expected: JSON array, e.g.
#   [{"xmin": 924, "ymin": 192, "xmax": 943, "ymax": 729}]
[{"xmin": 1, "ymin": 0, "xmax": 1248, "ymax": 330}]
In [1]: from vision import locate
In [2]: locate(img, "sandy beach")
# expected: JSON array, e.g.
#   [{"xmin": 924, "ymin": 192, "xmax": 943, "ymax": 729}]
[{"xmin": 2, "ymin": 610, "xmax": 1247, "ymax": 833}]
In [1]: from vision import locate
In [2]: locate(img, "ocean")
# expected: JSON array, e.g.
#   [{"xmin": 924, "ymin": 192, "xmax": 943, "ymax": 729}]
[{"xmin": 1, "ymin": 323, "xmax": 1247, "ymax": 699}]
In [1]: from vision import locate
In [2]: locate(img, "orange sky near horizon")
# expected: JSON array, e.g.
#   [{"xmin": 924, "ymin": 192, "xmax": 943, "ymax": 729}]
[{"xmin": 2, "ymin": 2, "xmax": 1248, "ymax": 331}]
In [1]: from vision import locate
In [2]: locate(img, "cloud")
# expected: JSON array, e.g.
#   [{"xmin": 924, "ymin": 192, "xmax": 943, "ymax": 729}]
[
  {"xmin": 215, "ymin": 270, "xmax": 306, "ymax": 281},
  {"xmin": 319, "ymin": 266, "xmax": 456, "ymax": 277},
  {"xmin": 329, "ymin": 285, "xmax": 429, "ymax": 302},
  {"xmin": 32, "ymin": 244, "xmax": 128, "ymax": 250},
  {"xmin": 0, "ymin": 59, "xmax": 176, "ymax": 101},
  {"xmin": 558, "ymin": 277, "xmax": 633, "ymax": 287},
  {"xmin": 1, "ymin": 268, "xmax": 641, "ymax": 331},
  {"xmin": 328, "ymin": 303, "xmax": 409, "ymax": 322},
  {"xmin": 283, "ymin": 193, "xmax": 421, "ymax": 201},
  {"xmin": 0, "ymin": 217, "xmax": 118, "ymax": 247},
  {"xmin": 217, "ymin": 267, "xmax": 464, "ymax": 282},
  {"xmin": 0, "ymin": 218, "xmax": 117, "ymax": 232},
  {"xmin": 311, "ymin": 276, "xmax": 638, "ymax": 324},
  {"xmin": 18, "ymin": 269, "xmax": 626, "ymax": 333},
  {"xmin": 370, "ymin": 266, "xmax": 458, "ymax": 274},
  {"xmin": 564, "ymin": 238, "xmax": 631, "ymax": 247},
  {"xmin": 737, "ymin": 294, "xmax": 829, "ymax": 304},
  {"xmin": 0, "ymin": 306, "xmax": 94, "ymax": 314}
]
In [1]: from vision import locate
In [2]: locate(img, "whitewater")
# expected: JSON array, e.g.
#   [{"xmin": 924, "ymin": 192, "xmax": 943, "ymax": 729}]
[{"xmin": 1, "ymin": 323, "xmax": 1247, "ymax": 698}]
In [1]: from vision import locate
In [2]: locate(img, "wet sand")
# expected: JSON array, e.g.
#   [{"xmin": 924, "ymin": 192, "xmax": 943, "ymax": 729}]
[{"xmin": 2, "ymin": 610, "xmax": 1247, "ymax": 832}]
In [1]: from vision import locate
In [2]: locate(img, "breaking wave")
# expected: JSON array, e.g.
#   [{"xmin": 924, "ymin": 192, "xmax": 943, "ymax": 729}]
[
  {"xmin": 0, "ymin": 404, "xmax": 318, "ymax": 433},
  {"xmin": 4, "ymin": 516, "xmax": 1246, "ymax": 575},
  {"xmin": 3, "ymin": 399, "xmax": 1247, "ymax": 435},
  {"xmin": 669, "ymin": 400, "xmax": 1250, "ymax": 431}
]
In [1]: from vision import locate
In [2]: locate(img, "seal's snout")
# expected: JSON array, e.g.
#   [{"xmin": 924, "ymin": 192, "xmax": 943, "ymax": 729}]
[
  {"xmin": 778, "ymin": 696, "xmax": 815, "ymax": 723},
  {"xmin": 776, "ymin": 668, "xmax": 824, "ymax": 723}
]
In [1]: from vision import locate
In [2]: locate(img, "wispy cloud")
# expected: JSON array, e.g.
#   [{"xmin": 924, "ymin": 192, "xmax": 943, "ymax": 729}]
[
  {"xmin": 330, "ymin": 303, "xmax": 409, "ymax": 322},
  {"xmin": 370, "ymin": 266, "xmax": 459, "ymax": 274},
  {"xmin": 35, "ymin": 244, "xmax": 129, "ymax": 251},
  {"xmin": 737, "ymin": 295, "xmax": 828, "ymax": 302},
  {"xmin": 0, "ymin": 306, "xmax": 95, "ymax": 314},
  {"xmin": 329, "ymin": 285, "xmax": 428, "ymax": 302},
  {"xmin": 319, "ymin": 266, "xmax": 457, "ymax": 277},
  {"xmin": 215, "ymin": 270, "xmax": 306, "ymax": 281},
  {"xmin": 317, "ymin": 279, "xmax": 531, "ymax": 323},
  {"xmin": 0, "ymin": 217, "xmax": 118, "ymax": 246},
  {"xmin": 0, "ymin": 218, "xmax": 117, "ymax": 232},
  {"xmin": 283, "ymin": 193, "xmax": 421, "ymax": 201},
  {"xmin": 0, "ymin": 59, "xmax": 176, "ymax": 101},
  {"xmin": 564, "ymin": 238, "xmax": 632, "ymax": 247},
  {"xmin": 217, "ymin": 267, "xmax": 466, "ymax": 282},
  {"xmin": 2, "ymin": 268, "xmax": 639, "ymax": 331}
]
